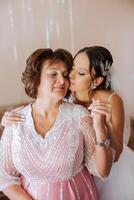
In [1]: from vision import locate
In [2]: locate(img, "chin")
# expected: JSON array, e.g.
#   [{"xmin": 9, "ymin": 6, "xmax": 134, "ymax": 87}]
[{"xmin": 53, "ymin": 92, "xmax": 65, "ymax": 99}]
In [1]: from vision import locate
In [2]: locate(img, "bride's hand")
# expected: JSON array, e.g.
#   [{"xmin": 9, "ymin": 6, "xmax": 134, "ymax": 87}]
[
  {"xmin": 88, "ymin": 99, "xmax": 112, "ymax": 128},
  {"xmin": 1, "ymin": 106, "xmax": 26, "ymax": 127}
]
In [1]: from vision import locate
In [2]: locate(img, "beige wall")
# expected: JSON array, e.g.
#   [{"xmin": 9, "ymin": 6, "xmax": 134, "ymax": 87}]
[{"xmin": 0, "ymin": 0, "xmax": 134, "ymax": 117}]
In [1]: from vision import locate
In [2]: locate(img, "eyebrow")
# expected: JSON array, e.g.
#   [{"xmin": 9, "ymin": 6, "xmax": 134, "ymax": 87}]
[{"xmin": 47, "ymin": 68, "xmax": 68, "ymax": 72}]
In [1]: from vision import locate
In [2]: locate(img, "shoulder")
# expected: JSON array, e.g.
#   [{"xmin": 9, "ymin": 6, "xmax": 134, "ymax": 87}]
[
  {"xmin": 98, "ymin": 90, "xmax": 124, "ymax": 117},
  {"xmin": 9, "ymin": 104, "xmax": 32, "ymax": 129},
  {"xmin": 93, "ymin": 90, "xmax": 124, "ymax": 115},
  {"xmin": 94, "ymin": 90, "xmax": 123, "ymax": 103},
  {"xmin": 109, "ymin": 94, "xmax": 124, "ymax": 111},
  {"xmin": 103, "ymin": 91, "xmax": 123, "ymax": 108},
  {"xmin": 110, "ymin": 93, "xmax": 124, "ymax": 117},
  {"xmin": 62, "ymin": 102, "xmax": 90, "ymax": 118},
  {"xmin": 11, "ymin": 103, "xmax": 31, "ymax": 115}
]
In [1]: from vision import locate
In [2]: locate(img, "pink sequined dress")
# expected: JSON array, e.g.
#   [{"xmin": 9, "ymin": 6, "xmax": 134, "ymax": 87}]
[{"xmin": 0, "ymin": 102, "xmax": 100, "ymax": 200}]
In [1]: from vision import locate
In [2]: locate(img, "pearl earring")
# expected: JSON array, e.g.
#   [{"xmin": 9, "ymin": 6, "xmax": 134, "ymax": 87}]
[{"xmin": 91, "ymin": 83, "xmax": 97, "ymax": 90}]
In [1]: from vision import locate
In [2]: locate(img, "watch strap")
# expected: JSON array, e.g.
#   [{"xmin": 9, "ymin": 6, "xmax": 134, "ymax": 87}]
[{"xmin": 95, "ymin": 138, "xmax": 111, "ymax": 147}]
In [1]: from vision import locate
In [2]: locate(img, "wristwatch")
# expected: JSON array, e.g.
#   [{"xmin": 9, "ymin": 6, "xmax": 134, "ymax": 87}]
[{"xmin": 95, "ymin": 138, "xmax": 111, "ymax": 147}]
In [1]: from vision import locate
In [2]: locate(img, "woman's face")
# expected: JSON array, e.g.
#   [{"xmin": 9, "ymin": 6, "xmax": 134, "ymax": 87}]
[
  {"xmin": 37, "ymin": 60, "xmax": 69, "ymax": 101},
  {"xmin": 69, "ymin": 52, "xmax": 92, "ymax": 93}
]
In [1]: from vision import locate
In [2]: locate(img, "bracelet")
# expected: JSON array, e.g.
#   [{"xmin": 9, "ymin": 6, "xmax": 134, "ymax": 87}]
[{"xmin": 95, "ymin": 138, "xmax": 111, "ymax": 147}]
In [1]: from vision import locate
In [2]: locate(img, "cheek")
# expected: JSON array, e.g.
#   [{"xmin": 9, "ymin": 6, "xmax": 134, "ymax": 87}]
[
  {"xmin": 65, "ymin": 80, "xmax": 70, "ymax": 89},
  {"xmin": 79, "ymin": 77, "xmax": 91, "ymax": 89},
  {"xmin": 81, "ymin": 77, "xmax": 90, "ymax": 85},
  {"xmin": 39, "ymin": 78, "xmax": 53, "ymax": 91}
]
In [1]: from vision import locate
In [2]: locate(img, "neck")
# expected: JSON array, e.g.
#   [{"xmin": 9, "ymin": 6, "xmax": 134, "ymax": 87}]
[
  {"xmin": 72, "ymin": 90, "xmax": 93, "ymax": 108},
  {"xmin": 33, "ymin": 98, "xmax": 62, "ymax": 116}
]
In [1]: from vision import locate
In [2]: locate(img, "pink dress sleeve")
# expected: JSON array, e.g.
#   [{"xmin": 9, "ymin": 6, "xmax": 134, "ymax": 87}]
[
  {"xmin": 0, "ymin": 127, "xmax": 20, "ymax": 191},
  {"xmin": 79, "ymin": 114, "xmax": 101, "ymax": 177}
]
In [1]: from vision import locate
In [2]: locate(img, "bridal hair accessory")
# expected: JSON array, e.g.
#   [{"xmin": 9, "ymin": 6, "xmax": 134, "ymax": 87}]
[{"xmin": 100, "ymin": 60, "xmax": 112, "ymax": 88}]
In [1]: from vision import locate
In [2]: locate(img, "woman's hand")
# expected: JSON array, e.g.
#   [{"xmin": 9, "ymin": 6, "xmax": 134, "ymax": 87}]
[
  {"xmin": 88, "ymin": 94, "xmax": 124, "ymax": 163},
  {"xmin": 88, "ymin": 98, "xmax": 112, "ymax": 129},
  {"xmin": 3, "ymin": 184, "xmax": 33, "ymax": 200},
  {"xmin": 1, "ymin": 106, "xmax": 26, "ymax": 127}
]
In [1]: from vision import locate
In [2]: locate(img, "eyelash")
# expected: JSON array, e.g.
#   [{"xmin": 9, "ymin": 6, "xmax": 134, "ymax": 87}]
[
  {"xmin": 79, "ymin": 72, "xmax": 85, "ymax": 76},
  {"xmin": 49, "ymin": 73, "xmax": 69, "ymax": 79},
  {"xmin": 50, "ymin": 73, "xmax": 57, "ymax": 76},
  {"xmin": 71, "ymin": 68, "xmax": 85, "ymax": 76}
]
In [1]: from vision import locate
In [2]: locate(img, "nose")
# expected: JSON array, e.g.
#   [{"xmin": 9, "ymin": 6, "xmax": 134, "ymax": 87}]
[
  {"xmin": 57, "ymin": 73, "xmax": 65, "ymax": 84},
  {"xmin": 69, "ymin": 69, "xmax": 75, "ymax": 79}
]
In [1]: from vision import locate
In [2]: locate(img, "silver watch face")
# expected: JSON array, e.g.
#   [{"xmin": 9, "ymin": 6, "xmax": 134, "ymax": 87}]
[
  {"xmin": 104, "ymin": 139, "xmax": 110, "ymax": 146},
  {"xmin": 95, "ymin": 138, "xmax": 111, "ymax": 147}
]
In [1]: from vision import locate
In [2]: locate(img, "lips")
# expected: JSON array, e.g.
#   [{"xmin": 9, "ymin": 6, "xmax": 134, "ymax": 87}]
[{"xmin": 54, "ymin": 86, "xmax": 65, "ymax": 90}]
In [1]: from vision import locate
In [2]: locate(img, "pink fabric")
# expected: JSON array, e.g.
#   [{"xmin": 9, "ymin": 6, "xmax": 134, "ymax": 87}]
[
  {"xmin": 0, "ymin": 102, "xmax": 99, "ymax": 199},
  {"xmin": 21, "ymin": 167, "xmax": 98, "ymax": 200}
]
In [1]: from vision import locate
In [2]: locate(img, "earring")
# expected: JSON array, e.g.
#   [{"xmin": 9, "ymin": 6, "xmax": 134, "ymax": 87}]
[{"xmin": 91, "ymin": 83, "xmax": 97, "ymax": 90}]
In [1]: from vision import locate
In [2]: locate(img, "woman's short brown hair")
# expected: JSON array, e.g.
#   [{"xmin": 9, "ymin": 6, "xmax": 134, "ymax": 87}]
[{"xmin": 21, "ymin": 48, "xmax": 73, "ymax": 98}]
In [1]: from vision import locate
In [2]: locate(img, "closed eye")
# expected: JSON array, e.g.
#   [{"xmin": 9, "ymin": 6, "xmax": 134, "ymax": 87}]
[
  {"xmin": 71, "ymin": 66, "xmax": 86, "ymax": 76},
  {"xmin": 63, "ymin": 73, "xmax": 69, "ymax": 79},
  {"xmin": 48, "ymin": 71, "xmax": 69, "ymax": 79},
  {"xmin": 50, "ymin": 72, "xmax": 57, "ymax": 76},
  {"xmin": 78, "ymin": 72, "xmax": 86, "ymax": 75}
]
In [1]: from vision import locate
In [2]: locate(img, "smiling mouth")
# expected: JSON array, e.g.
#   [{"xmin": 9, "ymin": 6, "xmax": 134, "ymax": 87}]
[{"xmin": 54, "ymin": 87, "xmax": 65, "ymax": 90}]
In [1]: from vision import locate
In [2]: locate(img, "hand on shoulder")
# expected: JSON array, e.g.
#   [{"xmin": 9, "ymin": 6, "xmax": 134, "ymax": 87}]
[{"xmin": 1, "ymin": 105, "xmax": 26, "ymax": 127}]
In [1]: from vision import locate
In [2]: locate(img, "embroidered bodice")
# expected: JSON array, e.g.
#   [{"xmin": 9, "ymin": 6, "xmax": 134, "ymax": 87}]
[{"xmin": 0, "ymin": 102, "xmax": 99, "ymax": 191}]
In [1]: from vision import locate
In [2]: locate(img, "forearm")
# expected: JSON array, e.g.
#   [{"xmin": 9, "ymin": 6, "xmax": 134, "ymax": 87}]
[
  {"xmin": 94, "ymin": 144, "xmax": 113, "ymax": 177},
  {"xmin": 94, "ymin": 128, "xmax": 113, "ymax": 177},
  {"xmin": 3, "ymin": 184, "xmax": 32, "ymax": 200}
]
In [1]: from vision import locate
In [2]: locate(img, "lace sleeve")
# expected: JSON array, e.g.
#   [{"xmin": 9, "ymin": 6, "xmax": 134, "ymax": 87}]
[
  {"xmin": 0, "ymin": 127, "xmax": 20, "ymax": 191},
  {"xmin": 80, "ymin": 114, "xmax": 100, "ymax": 177}
]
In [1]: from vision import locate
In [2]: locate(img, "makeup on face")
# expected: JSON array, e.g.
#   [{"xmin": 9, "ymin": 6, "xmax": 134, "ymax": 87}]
[
  {"xmin": 69, "ymin": 53, "xmax": 92, "ymax": 92},
  {"xmin": 38, "ymin": 60, "xmax": 70, "ymax": 99}
]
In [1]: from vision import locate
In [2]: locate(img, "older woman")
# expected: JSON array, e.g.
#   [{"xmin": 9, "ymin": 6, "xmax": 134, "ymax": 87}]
[{"xmin": 0, "ymin": 48, "xmax": 113, "ymax": 200}]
